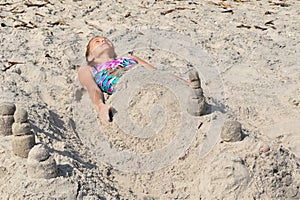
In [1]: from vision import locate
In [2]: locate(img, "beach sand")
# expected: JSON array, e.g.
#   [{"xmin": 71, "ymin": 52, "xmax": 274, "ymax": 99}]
[{"xmin": 0, "ymin": 0, "xmax": 299, "ymax": 199}]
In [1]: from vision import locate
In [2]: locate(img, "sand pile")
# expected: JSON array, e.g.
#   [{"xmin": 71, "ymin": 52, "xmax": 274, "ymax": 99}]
[{"xmin": 1, "ymin": 0, "xmax": 299, "ymax": 199}]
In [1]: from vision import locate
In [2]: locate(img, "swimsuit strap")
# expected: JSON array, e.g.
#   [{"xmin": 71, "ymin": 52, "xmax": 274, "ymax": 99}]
[{"xmin": 93, "ymin": 57, "xmax": 138, "ymax": 72}]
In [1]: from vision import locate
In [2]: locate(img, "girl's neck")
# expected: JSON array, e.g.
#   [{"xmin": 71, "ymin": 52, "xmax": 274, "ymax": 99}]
[{"xmin": 92, "ymin": 55, "xmax": 116, "ymax": 66}]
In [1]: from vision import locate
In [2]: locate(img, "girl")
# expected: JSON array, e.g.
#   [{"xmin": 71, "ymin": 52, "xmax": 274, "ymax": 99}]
[
  {"xmin": 78, "ymin": 36, "xmax": 156, "ymax": 124},
  {"xmin": 78, "ymin": 36, "xmax": 195, "ymax": 124}
]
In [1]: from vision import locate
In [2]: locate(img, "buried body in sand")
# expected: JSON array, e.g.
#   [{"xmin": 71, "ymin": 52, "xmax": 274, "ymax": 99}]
[
  {"xmin": 75, "ymin": 36, "xmax": 300, "ymax": 199},
  {"xmin": 77, "ymin": 36, "xmax": 204, "ymax": 123}
]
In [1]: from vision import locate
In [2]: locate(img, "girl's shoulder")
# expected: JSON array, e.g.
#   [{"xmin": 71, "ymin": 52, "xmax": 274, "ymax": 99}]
[{"xmin": 119, "ymin": 57, "xmax": 138, "ymax": 67}]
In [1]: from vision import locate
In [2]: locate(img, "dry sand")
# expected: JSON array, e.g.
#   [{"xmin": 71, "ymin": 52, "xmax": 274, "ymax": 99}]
[{"xmin": 0, "ymin": 0, "xmax": 300, "ymax": 199}]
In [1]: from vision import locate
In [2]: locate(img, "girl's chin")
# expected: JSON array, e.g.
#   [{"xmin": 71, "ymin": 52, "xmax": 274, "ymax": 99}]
[{"xmin": 93, "ymin": 46, "xmax": 114, "ymax": 55}]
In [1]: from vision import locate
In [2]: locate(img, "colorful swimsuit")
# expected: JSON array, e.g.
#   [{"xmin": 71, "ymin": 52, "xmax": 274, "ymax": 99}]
[{"xmin": 92, "ymin": 57, "xmax": 138, "ymax": 94}]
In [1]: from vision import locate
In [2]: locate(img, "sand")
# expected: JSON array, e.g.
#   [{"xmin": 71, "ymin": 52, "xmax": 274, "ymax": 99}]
[{"xmin": 0, "ymin": 0, "xmax": 299, "ymax": 199}]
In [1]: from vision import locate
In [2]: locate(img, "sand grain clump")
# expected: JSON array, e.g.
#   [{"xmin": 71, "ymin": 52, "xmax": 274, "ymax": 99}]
[
  {"xmin": 27, "ymin": 144, "xmax": 58, "ymax": 179},
  {"xmin": 12, "ymin": 106, "xmax": 35, "ymax": 158},
  {"xmin": 221, "ymin": 120, "xmax": 242, "ymax": 142},
  {"xmin": 0, "ymin": 102, "xmax": 16, "ymax": 136},
  {"xmin": 187, "ymin": 70, "xmax": 206, "ymax": 116}
]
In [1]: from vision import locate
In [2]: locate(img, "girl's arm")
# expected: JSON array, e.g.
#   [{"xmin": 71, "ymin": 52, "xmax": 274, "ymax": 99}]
[
  {"xmin": 129, "ymin": 55, "xmax": 192, "ymax": 86},
  {"xmin": 78, "ymin": 65, "xmax": 113, "ymax": 123},
  {"xmin": 77, "ymin": 65, "xmax": 105, "ymax": 107},
  {"xmin": 129, "ymin": 55, "xmax": 157, "ymax": 70}
]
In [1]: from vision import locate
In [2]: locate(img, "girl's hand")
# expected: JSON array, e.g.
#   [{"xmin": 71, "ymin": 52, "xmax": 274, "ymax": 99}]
[{"xmin": 97, "ymin": 103, "xmax": 113, "ymax": 125}]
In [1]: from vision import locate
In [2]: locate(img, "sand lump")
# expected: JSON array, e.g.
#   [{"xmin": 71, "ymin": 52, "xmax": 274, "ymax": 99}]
[
  {"xmin": 0, "ymin": 102, "xmax": 16, "ymax": 136},
  {"xmin": 12, "ymin": 106, "xmax": 35, "ymax": 158},
  {"xmin": 27, "ymin": 144, "xmax": 58, "ymax": 179},
  {"xmin": 187, "ymin": 70, "xmax": 206, "ymax": 116},
  {"xmin": 221, "ymin": 120, "xmax": 242, "ymax": 142}
]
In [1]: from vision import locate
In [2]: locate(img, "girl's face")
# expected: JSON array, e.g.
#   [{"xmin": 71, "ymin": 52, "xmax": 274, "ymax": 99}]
[
  {"xmin": 88, "ymin": 36, "xmax": 114, "ymax": 53},
  {"xmin": 86, "ymin": 36, "xmax": 116, "ymax": 63}
]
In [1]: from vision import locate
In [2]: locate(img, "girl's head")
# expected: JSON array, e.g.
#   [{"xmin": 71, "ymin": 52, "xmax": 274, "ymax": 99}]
[{"xmin": 85, "ymin": 36, "xmax": 117, "ymax": 65}]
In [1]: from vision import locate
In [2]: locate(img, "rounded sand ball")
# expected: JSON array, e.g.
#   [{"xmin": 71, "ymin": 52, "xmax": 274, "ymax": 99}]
[
  {"xmin": 221, "ymin": 120, "xmax": 242, "ymax": 142},
  {"xmin": 189, "ymin": 88, "xmax": 204, "ymax": 99},
  {"xmin": 12, "ymin": 122, "xmax": 31, "ymax": 135},
  {"xmin": 188, "ymin": 70, "xmax": 200, "ymax": 82},
  {"xmin": 0, "ymin": 102, "xmax": 16, "ymax": 116},
  {"xmin": 0, "ymin": 115, "xmax": 14, "ymax": 136},
  {"xmin": 27, "ymin": 156, "xmax": 58, "ymax": 179},
  {"xmin": 187, "ymin": 98, "xmax": 206, "ymax": 116},
  {"xmin": 14, "ymin": 107, "xmax": 28, "ymax": 123},
  {"xmin": 12, "ymin": 134, "xmax": 36, "ymax": 158},
  {"xmin": 28, "ymin": 144, "xmax": 50, "ymax": 162},
  {"xmin": 188, "ymin": 70, "xmax": 201, "ymax": 89}
]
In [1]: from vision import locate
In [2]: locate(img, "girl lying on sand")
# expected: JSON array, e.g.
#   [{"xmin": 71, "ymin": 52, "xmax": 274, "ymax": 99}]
[{"xmin": 78, "ymin": 36, "xmax": 195, "ymax": 124}]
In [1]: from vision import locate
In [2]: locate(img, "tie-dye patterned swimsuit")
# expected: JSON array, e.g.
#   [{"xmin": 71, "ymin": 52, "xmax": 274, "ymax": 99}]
[{"xmin": 91, "ymin": 57, "xmax": 138, "ymax": 94}]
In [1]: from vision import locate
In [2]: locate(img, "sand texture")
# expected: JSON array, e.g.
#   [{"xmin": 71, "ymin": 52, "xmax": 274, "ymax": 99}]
[{"xmin": 0, "ymin": 0, "xmax": 300, "ymax": 199}]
